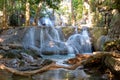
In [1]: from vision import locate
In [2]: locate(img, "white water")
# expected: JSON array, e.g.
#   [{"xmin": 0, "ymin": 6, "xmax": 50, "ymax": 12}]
[
  {"xmin": 23, "ymin": 27, "xmax": 35, "ymax": 48},
  {"xmin": 66, "ymin": 27, "xmax": 92, "ymax": 54},
  {"xmin": 40, "ymin": 28, "xmax": 44, "ymax": 48},
  {"xmin": 23, "ymin": 17, "xmax": 92, "ymax": 55}
]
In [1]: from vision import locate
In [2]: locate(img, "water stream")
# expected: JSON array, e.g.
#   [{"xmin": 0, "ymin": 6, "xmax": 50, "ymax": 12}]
[
  {"xmin": 33, "ymin": 68, "xmax": 88, "ymax": 80},
  {"xmin": 11, "ymin": 17, "xmax": 93, "ymax": 80}
]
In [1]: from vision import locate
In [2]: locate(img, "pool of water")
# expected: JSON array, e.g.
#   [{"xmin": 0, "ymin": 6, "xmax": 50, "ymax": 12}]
[
  {"xmin": 33, "ymin": 68, "xmax": 88, "ymax": 80},
  {"xmin": 0, "ymin": 67, "xmax": 89, "ymax": 80},
  {"xmin": 42, "ymin": 54, "xmax": 75, "ymax": 66},
  {"xmin": 0, "ymin": 54, "xmax": 91, "ymax": 80},
  {"xmin": 0, "ymin": 53, "xmax": 109, "ymax": 80}
]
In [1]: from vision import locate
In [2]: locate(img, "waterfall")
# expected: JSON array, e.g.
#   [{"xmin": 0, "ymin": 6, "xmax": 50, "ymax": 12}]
[
  {"xmin": 66, "ymin": 27, "xmax": 92, "ymax": 54},
  {"xmin": 74, "ymin": 26, "xmax": 78, "ymax": 34},
  {"xmin": 52, "ymin": 27, "xmax": 60, "ymax": 41},
  {"xmin": 23, "ymin": 27, "xmax": 35, "ymax": 48},
  {"xmin": 23, "ymin": 16, "xmax": 92, "ymax": 55},
  {"xmin": 80, "ymin": 27, "xmax": 92, "ymax": 53},
  {"xmin": 40, "ymin": 28, "xmax": 44, "ymax": 48},
  {"xmin": 39, "ymin": 17, "xmax": 61, "ymax": 50},
  {"xmin": 30, "ymin": 28, "xmax": 35, "ymax": 46}
]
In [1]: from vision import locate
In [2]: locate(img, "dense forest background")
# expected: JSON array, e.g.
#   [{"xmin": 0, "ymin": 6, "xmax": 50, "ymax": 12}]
[{"xmin": 0, "ymin": 0, "xmax": 120, "ymax": 79}]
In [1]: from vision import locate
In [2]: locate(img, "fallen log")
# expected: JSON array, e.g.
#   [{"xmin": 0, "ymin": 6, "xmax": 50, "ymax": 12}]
[
  {"xmin": 0, "ymin": 62, "xmax": 56, "ymax": 76},
  {"xmin": 66, "ymin": 54, "xmax": 91, "ymax": 64},
  {"xmin": 0, "ymin": 62, "xmax": 82, "ymax": 76}
]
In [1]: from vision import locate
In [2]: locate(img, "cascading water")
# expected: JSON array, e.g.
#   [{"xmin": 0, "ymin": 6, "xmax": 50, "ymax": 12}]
[
  {"xmin": 40, "ymin": 17, "xmax": 60, "ymax": 41},
  {"xmin": 66, "ymin": 27, "xmax": 92, "ymax": 54},
  {"xmin": 22, "ymin": 16, "xmax": 92, "ymax": 80},
  {"xmin": 23, "ymin": 27, "xmax": 35, "ymax": 48},
  {"xmin": 39, "ymin": 17, "xmax": 61, "ymax": 48},
  {"xmin": 81, "ymin": 27, "xmax": 92, "ymax": 53},
  {"xmin": 23, "ymin": 17, "xmax": 92, "ymax": 55}
]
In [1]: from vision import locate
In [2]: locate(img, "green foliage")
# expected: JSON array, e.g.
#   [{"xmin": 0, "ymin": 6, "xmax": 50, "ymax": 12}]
[
  {"xmin": 9, "ymin": 13, "xmax": 20, "ymax": 26},
  {"xmin": 45, "ymin": 0, "xmax": 61, "ymax": 10},
  {"xmin": 96, "ymin": 13, "xmax": 105, "ymax": 27},
  {"xmin": 29, "ymin": 0, "xmax": 61, "ymax": 16},
  {"xmin": 112, "ymin": 0, "xmax": 120, "ymax": 12},
  {"xmin": 89, "ymin": 0, "xmax": 120, "ymax": 12},
  {"xmin": 72, "ymin": 0, "xmax": 83, "ymax": 20},
  {"xmin": 0, "ymin": 0, "xmax": 4, "ymax": 10},
  {"xmin": 0, "ymin": 0, "xmax": 61, "ymax": 27},
  {"xmin": 9, "ymin": 12, "xmax": 25, "ymax": 26},
  {"xmin": 89, "ymin": 0, "xmax": 97, "ymax": 12},
  {"xmin": 88, "ymin": 0, "xmax": 120, "ymax": 28},
  {"xmin": 103, "ymin": 39, "xmax": 120, "ymax": 52}
]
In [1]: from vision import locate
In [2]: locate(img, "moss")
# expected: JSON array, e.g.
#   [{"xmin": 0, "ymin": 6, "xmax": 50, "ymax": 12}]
[
  {"xmin": 62, "ymin": 27, "xmax": 81, "ymax": 40},
  {"xmin": 62, "ymin": 27, "xmax": 74, "ymax": 40},
  {"xmin": 89, "ymin": 27, "xmax": 107, "ymax": 50}
]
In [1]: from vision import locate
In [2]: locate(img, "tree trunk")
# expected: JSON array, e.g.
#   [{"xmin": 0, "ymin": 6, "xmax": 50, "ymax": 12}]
[
  {"xmin": 25, "ymin": 1, "xmax": 30, "ymax": 26},
  {"xmin": 34, "ymin": 2, "xmax": 43, "ymax": 26},
  {"xmin": 71, "ymin": 0, "xmax": 76, "ymax": 26},
  {"xmin": 3, "ymin": 1, "xmax": 7, "ymax": 29}
]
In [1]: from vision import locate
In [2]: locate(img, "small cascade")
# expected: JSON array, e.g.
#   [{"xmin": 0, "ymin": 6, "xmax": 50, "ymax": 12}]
[
  {"xmin": 39, "ymin": 27, "xmax": 53, "ymax": 48},
  {"xmin": 51, "ymin": 27, "xmax": 60, "ymax": 41},
  {"xmin": 40, "ymin": 28, "xmax": 44, "ymax": 48},
  {"xmin": 23, "ymin": 27, "xmax": 35, "ymax": 48},
  {"xmin": 74, "ymin": 26, "xmax": 78, "ymax": 34},
  {"xmin": 66, "ymin": 27, "xmax": 92, "ymax": 54},
  {"xmin": 80, "ymin": 27, "xmax": 92, "ymax": 53},
  {"xmin": 30, "ymin": 28, "xmax": 35, "ymax": 46},
  {"xmin": 67, "ymin": 34, "xmax": 82, "ymax": 54},
  {"xmin": 39, "ymin": 17, "xmax": 60, "ymax": 44}
]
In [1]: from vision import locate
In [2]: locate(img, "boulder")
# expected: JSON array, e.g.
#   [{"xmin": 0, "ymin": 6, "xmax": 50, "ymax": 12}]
[
  {"xmin": 41, "ymin": 41, "xmax": 68, "ymax": 55},
  {"xmin": 96, "ymin": 35, "xmax": 109, "ymax": 51}
]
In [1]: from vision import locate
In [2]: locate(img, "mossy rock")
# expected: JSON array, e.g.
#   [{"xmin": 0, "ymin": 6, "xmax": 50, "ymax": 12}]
[
  {"xmin": 3, "ymin": 49, "xmax": 22, "ymax": 58},
  {"xmin": 103, "ymin": 39, "xmax": 120, "ymax": 52},
  {"xmin": 62, "ymin": 27, "xmax": 81, "ymax": 40},
  {"xmin": 62, "ymin": 27, "xmax": 74, "ymax": 40},
  {"xmin": 89, "ymin": 27, "xmax": 108, "ymax": 50},
  {"xmin": 23, "ymin": 49, "xmax": 42, "ymax": 58}
]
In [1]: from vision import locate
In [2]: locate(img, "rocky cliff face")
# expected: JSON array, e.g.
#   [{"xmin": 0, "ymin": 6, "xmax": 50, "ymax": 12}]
[
  {"xmin": 102, "ymin": 13, "xmax": 120, "ymax": 52},
  {"xmin": 0, "ymin": 27, "xmax": 28, "ymax": 45},
  {"xmin": 91, "ymin": 12, "xmax": 120, "ymax": 51}
]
